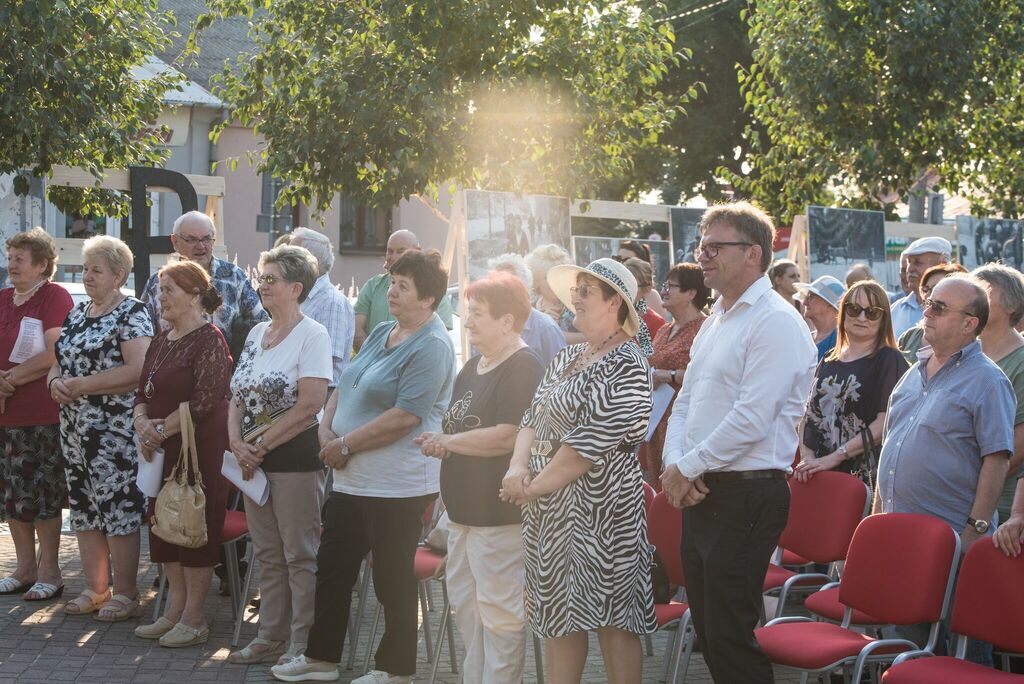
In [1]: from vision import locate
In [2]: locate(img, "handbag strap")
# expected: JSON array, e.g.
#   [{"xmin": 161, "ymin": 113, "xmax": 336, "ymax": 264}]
[{"xmin": 176, "ymin": 401, "xmax": 203, "ymax": 487}]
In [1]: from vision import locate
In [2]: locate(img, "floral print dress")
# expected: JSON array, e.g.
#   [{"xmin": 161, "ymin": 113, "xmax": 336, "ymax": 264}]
[{"xmin": 56, "ymin": 298, "xmax": 153, "ymax": 535}]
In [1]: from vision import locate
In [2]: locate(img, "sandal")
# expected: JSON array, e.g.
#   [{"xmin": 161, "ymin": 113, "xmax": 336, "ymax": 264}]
[
  {"xmin": 228, "ymin": 638, "xmax": 286, "ymax": 664},
  {"xmin": 63, "ymin": 589, "xmax": 111, "ymax": 615},
  {"xmin": 23, "ymin": 582, "xmax": 64, "ymax": 601},
  {"xmin": 94, "ymin": 593, "xmax": 140, "ymax": 622},
  {"xmin": 0, "ymin": 576, "xmax": 33, "ymax": 595}
]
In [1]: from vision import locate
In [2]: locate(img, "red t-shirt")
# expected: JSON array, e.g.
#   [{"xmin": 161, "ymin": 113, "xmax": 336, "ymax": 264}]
[
  {"xmin": 643, "ymin": 308, "xmax": 666, "ymax": 339},
  {"xmin": 0, "ymin": 283, "xmax": 74, "ymax": 427}
]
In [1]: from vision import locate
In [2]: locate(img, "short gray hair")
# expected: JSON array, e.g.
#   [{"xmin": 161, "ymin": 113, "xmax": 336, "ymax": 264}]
[
  {"xmin": 487, "ymin": 253, "xmax": 533, "ymax": 289},
  {"xmin": 81, "ymin": 235, "xmax": 133, "ymax": 286},
  {"xmin": 172, "ymin": 210, "xmax": 215, "ymax": 235},
  {"xmin": 258, "ymin": 245, "xmax": 319, "ymax": 303},
  {"xmin": 289, "ymin": 227, "xmax": 335, "ymax": 275},
  {"xmin": 943, "ymin": 273, "xmax": 990, "ymax": 335},
  {"xmin": 525, "ymin": 244, "xmax": 572, "ymax": 284},
  {"xmin": 973, "ymin": 263, "xmax": 1024, "ymax": 326}
]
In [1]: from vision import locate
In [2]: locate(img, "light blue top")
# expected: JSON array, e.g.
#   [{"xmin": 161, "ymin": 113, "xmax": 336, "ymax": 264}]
[
  {"xmin": 331, "ymin": 314, "xmax": 455, "ymax": 497},
  {"xmin": 877, "ymin": 340, "xmax": 1015, "ymax": 531},
  {"xmin": 890, "ymin": 292, "xmax": 924, "ymax": 338}
]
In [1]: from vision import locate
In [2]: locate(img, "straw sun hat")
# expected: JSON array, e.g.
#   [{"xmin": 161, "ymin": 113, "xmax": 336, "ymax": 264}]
[{"xmin": 546, "ymin": 258, "xmax": 643, "ymax": 338}]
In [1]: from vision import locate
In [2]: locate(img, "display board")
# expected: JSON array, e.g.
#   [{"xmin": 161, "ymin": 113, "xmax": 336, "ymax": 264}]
[
  {"xmin": 807, "ymin": 206, "xmax": 889, "ymax": 288},
  {"xmin": 956, "ymin": 216, "xmax": 1023, "ymax": 270}
]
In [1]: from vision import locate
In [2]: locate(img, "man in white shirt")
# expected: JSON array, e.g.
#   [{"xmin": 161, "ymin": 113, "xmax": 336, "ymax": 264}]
[
  {"xmin": 890, "ymin": 237, "xmax": 952, "ymax": 337},
  {"xmin": 662, "ymin": 202, "xmax": 816, "ymax": 683}
]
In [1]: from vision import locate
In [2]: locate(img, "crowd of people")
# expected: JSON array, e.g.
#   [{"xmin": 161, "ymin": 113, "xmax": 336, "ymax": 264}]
[{"xmin": 1, "ymin": 202, "xmax": 1023, "ymax": 684}]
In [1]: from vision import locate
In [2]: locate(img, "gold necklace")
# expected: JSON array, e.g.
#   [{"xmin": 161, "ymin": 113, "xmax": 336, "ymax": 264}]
[
  {"xmin": 261, "ymin": 314, "xmax": 303, "ymax": 349},
  {"xmin": 89, "ymin": 293, "xmax": 125, "ymax": 318}
]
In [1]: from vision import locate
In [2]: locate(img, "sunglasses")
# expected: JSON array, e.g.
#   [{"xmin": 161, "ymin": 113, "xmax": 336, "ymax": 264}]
[
  {"xmin": 256, "ymin": 274, "xmax": 285, "ymax": 286},
  {"xmin": 843, "ymin": 302, "xmax": 886, "ymax": 321},
  {"xmin": 923, "ymin": 297, "xmax": 977, "ymax": 318}
]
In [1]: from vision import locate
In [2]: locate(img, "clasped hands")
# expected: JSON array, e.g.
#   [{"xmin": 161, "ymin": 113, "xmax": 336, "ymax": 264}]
[
  {"xmin": 48, "ymin": 375, "xmax": 84, "ymax": 405},
  {"xmin": 317, "ymin": 427, "xmax": 351, "ymax": 471},
  {"xmin": 660, "ymin": 465, "xmax": 709, "ymax": 509},
  {"xmin": 414, "ymin": 431, "xmax": 450, "ymax": 460},
  {"xmin": 230, "ymin": 437, "xmax": 268, "ymax": 481},
  {"xmin": 135, "ymin": 416, "xmax": 167, "ymax": 462}
]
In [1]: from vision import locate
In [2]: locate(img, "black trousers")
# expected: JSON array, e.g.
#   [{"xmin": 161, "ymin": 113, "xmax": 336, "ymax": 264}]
[
  {"xmin": 681, "ymin": 478, "xmax": 790, "ymax": 683},
  {"xmin": 305, "ymin": 491, "xmax": 435, "ymax": 675}
]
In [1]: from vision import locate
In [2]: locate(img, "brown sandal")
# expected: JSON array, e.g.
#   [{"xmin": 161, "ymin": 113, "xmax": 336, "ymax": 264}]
[
  {"xmin": 94, "ymin": 593, "xmax": 140, "ymax": 622},
  {"xmin": 63, "ymin": 589, "xmax": 111, "ymax": 615}
]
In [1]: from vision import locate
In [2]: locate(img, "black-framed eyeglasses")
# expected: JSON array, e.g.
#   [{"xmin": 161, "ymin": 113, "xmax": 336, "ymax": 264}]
[
  {"xmin": 569, "ymin": 284, "xmax": 599, "ymax": 298},
  {"xmin": 843, "ymin": 302, "xmax": 885, "ymax": 321},
  {"xmin": 923, "ymin": 297, "xmax": 977, "ymax": 318},
  {"xmin": 660, "ymin": 281, "xmax": 681, "ymax": 292},
  {"xmin": 694, "ymin": 241, "xmax": 753, "ymax": 260},
  {"xmin": 256, "ymin": 274, "xmax": 286, "ymax": 286},
  {"xmin": 177, "ymin": 235, "xmax": 216, "ymax": 246}
]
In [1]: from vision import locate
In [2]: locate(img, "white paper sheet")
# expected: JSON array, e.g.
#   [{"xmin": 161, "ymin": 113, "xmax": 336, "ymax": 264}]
[
  {"xmin": 221, "ymin": 450, "xmax": 269, "ymax": 505},
  {"xmin": 646, "ymin": 383, "xmax": 678, "ymax": 442},
  {"xmin": 8, "ymin": 317, "xmax": 44, "ymax": 364},
  {"xmin": 136, "ymin": 448, "xmax": 166, "ymax": 498}
]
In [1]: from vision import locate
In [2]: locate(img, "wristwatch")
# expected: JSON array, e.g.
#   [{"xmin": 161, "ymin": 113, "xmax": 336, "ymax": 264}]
[
  {"xmin": 670, "ymin": 370, "xmax": 677, "ymax": 383},
  {"xmin": 838, "ymin": 444, "xmax": 849, "ymax": 459},
  {"xmin": 340, "ymin": 434, "xmax": 351, "ymax": 457},
  {"xmin": 254, "ymin": 435, "xmax": 266, "ymax": 450},
  {"xmin": 967, "ymin": 517, "xmax": 990, "ymax": 534}
]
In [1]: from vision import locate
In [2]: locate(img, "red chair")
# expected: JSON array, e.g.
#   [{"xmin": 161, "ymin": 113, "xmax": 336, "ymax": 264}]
[
  {"xmin": 754, "ymin": 513, "xmax": 960, "ymax": 683},
  {"xmin": 764, "ymin": 471, "xmax": 870, "ymax": 618},
  {"xmin": 648, "ymin": 491, "xmax": 696, "ymax": 683},
  {"xmin": 881, "ymin": 541, "xmax": 1024, "ymax": 683},
  {"xmin": 643, "ymin": 481, "xmax": 655, "ymax": 515}
]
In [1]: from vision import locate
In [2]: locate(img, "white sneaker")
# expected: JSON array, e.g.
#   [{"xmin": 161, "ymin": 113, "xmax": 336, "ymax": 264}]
[
  {"xmin": 277, "ymin": 642, "xmax": 307, "ymax": 665},
  {"xmin": 351, "ymin": 671, "xmax": 413, "ymax": 684},
  {"xmin": 270, "ymin": 655, "xmax": 339, "ymax": 682}
]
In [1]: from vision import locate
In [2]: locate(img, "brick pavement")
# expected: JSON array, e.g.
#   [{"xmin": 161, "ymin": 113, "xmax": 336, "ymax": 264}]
[{"xmin": 0, "ymin": 518, "xmax": 803, "ymax": 683}]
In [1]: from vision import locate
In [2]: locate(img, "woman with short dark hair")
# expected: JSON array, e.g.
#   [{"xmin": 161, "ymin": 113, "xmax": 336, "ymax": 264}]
[
  {"xmin": 274, "ymin": 249, "xmax": 457, "ymax": 683},
  {"xmin": 641, "ymin": 263, "xmax": 710, "ymax": 484}
]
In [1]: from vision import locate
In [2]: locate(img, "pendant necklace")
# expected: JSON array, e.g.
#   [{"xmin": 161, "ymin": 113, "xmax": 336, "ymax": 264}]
[{"xmin": 143, "ymin": 322, "xmax": 202, "ymax": 398}]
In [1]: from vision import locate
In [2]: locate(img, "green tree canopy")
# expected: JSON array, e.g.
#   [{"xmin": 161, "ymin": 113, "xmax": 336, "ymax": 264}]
[
  {"xmin": 200, "ymin": 1, "xmax": 684, "ymax": 211},
  {"xmin": 0, "ymin": 0, "xmax": 180, "ymax": 215},
  {"xmin": 728, "ymin": 0, "xmax": 1024, "ymax": 224}
]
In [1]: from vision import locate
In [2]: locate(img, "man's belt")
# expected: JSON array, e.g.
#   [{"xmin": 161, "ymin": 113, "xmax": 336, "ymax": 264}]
[{"xmin": 701, "ymin": 469, "xmax": 786, "ymax": 485}]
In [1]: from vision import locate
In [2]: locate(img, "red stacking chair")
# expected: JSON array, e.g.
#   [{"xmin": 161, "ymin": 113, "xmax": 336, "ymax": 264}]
[
  {"xmin": 754, "ymin": 513, "xmax": 960, "ymax": 683},
  {"xmin": 882, "ymin": 541, "xmax": 1024, "ymax": 683},
  {"xmin": 643, "ymin": 481, "xmax": 656, "ymax": 515},
  {"xmin": 648, "ymin": 491, "xmax": 696, "ymax": 683},
  {"xmin": 764, "ymin": 471, "xmax": 870, "ymax": 619}
]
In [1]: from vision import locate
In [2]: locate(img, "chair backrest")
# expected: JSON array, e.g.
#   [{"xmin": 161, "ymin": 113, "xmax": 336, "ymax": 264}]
[
  {"xmin": 642, "ymin": 481, "xmax": 655, "ymax": 515},
  {"xmin": 949, "ymin": 540, "xmax": 1024, "ymax": 653},
  {"xmin": 648, "ymin": 491, "xmax": 686, "ymax": 587},
  {"xmin": 779, "ymin": 471, "xmax": 869, "ymax": 563},
  {"xmin": 838, "ymin": 513, "xmax": 959, "ymax": 626}
]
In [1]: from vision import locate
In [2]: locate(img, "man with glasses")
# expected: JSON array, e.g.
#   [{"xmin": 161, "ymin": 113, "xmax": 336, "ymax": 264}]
[
  {"xmin": 794, "ymin": 275, "xmax": 846, "ymax": 361},
  {"xmin": 662, "ymin": 202, "xmax": 816, "ymax": 683},
  {"xmin": 877, "ymin": 274, "xmax": 1014, "ymax": 664},
  {"xmin": 141, "ymin": 210, "xmax": 268, "ymax": 361},
  {"xmin": 891, "ymin": 237, "xmax": 952, "ymax": 337}
]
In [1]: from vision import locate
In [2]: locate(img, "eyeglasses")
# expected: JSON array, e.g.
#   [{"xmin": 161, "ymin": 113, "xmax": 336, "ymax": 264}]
[
  {"xmin": 177, "ymin": 235, "xmax": 215, "ymax": 246},
  {"xmin": 843, "ymin": 302, "xmax": 886, "ymax": 321},
  {"xmin": 923, "ymin": 297, "xmax": 977, "ymax": 318},
  {"xmin": 255, "ymin": 274, "xmax": 285, "ymax": 286},
  {"xmin": 694, "ymin": 241, "xmax": 753, "ymax": 260},
  {"xmin": 660, "ymin": 281, "xmax": 681, "ymax": 292},
  {"xmin": 569, "ymin": 284, "xmax": 599, "ymax": 298}
]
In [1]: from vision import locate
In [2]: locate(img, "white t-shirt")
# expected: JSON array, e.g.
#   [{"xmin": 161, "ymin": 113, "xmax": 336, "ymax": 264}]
[{"xmin": 230, "ymin": 316, "xmax": 333, "ymax": 440}]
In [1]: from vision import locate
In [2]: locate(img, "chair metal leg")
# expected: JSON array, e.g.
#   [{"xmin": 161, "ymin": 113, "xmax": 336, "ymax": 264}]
[
  {"xmin": 224, "ymin": 540, "xmax": 240, "ymax": 620},
  {"xmin": 660, "ymin": 628, "xmax": 677, "ymax": 682},
  {"xmin": 532, "ymin": 631, "xmax": 545, "ymax": 684},
  {"xmin": 152, "ymin": 564, "xmax": 167, "ymax": 622},
  {"xmin": 419, "ymin": 581, "xmax": 434, "ymax": 658},
  {"xmin": 428, "ymin": 595, "xmax": 450, "ymax": 684},
  {"xmin": 347, "ymin": 556, "xmax": 372, "ymax": 669},
  {"xmin": 442, "ymin": 581, "xmax": 457, "ymax": 674},
  {"xmin": 673, "ymin": 614, "xmax": 695, "ymax": 684},
  {"xmin": 232, "ymin": 542, "xmax": 256, "ymax": 647},
  {"xmin": 645, "ymin": 632, "xmax": 655, "ymax": 656},
  {"xmin": 362, "ymin": 604, "xmax": 382, "ymax": 674}
]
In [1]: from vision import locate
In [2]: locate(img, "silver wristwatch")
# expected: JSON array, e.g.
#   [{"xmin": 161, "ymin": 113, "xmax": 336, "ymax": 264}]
[{"xmin": 340, "ymin": 434, "xmax": 351, "ymax": 457}]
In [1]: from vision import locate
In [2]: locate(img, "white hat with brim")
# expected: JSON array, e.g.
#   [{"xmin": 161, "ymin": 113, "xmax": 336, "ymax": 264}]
[
  {"xmin": 547, "ymin": 258, "xmax": 642, "ymax": 337},
  {"xmin": 794, "ymin": 275, "xmax": 846, "ymax": 310}
]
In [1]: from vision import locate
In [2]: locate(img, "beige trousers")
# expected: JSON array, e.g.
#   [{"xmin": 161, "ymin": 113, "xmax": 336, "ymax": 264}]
[{"xmin": 244, "ymin": 469, "xmax": 325, "ymax": 646}]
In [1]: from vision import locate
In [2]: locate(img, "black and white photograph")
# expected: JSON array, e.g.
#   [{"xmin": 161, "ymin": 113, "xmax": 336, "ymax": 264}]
[
  {"xmin": 0, "ymin": 172, "xmax": 46, "ymax": 287},
  {"xmin": 573, "ymin": 235, "xmax": 672, "ymax": 289},
  {"xmin": 464, "ymin": 190, "xmax": 571, "ymax": 281},
  {"xmin": 670, "ymin": 207, "xmax": 705, "ymax": 265},
  {"xmin": 806, "ymin": 205, "xmax": 891, "ymax": 289},
  {"xmin": 956, "ymin": 216, "xmax": 1023, "ymax": 270}
]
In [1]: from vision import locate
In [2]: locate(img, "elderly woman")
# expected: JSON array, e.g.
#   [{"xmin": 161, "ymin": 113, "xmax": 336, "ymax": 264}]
[
  {"xmin": 131, "ymin": 261, "xmax": 232, "ymax": 647},
  {"xmin": 272, "ymin": 250, "xmax": 456, "ymax": 683},
  {"xmin": 618, "ymin": 242, "xmax": 668, "ymax": 319},
  {"xmin": 640, "ymin": 263, "xmax": 710, "ymax": 484},
  {"xmin": 227, "ymin": 245, "xmax": 333, "ymax": 665},
  {"xmin": 769, "ymin": 259, "xmax": 801, "ymax": 309},
  {"xmin": 795, "ymin": 281, "xmax": 908, "ymax": 484},
  {"xmin": 897, "ymin": 263, "xmax": 967, "ymax": 364},
  {"xmin": 415, "ymin": 271, "xmax": 544, "ymax": 682},
  {"xmin": 526, "ymin": 244, "xmax": 584, "ymax": 345},
  {"xmin": 486, "ymin": 253, "xmax": 566, "ymax": 367},
  {"xmin": 622, "ymin": 257, "xmax": 666, "ymax": 338},
  {"xmin": 973, "ymin": 264, "xmax": 1024, "ymax": 526},
  {"xmin": 0, "ymin": 229, "xmax": 74, "ymax": 600},
  {"xmin": 48, "ymin": 235, "xmax": 153, "ymax": 619},
  {"xmin": 501, "ymin": 258, "xmax": 655, "ymax": 683}
]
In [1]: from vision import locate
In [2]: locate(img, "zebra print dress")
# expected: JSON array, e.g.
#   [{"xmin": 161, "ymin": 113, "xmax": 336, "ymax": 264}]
[{"xmin": 521, "ymin": 341, "xmax": 657, "ymax": 638}]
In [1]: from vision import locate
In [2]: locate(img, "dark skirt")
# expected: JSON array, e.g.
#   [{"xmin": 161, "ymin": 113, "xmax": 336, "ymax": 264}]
[{"xmin": 0, "ymin": 424, "xmax": 65, "ymax": 523}]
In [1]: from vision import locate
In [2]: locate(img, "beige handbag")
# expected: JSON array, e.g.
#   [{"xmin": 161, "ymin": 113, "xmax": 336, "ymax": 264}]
[{"xmin": 151, "ymin": 402, "xmax": 208, "ymax": 548}]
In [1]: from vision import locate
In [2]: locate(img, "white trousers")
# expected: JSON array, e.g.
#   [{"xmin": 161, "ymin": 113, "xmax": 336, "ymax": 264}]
[{"xmin": 446, "ymin": 521, "xmax": 526, "ymax": 683}]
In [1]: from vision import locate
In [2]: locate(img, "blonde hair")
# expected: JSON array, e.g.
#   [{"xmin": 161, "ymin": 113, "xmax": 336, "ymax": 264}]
[{"xmin": 82, "ymin": 235, "xmax": 134, "ymax": 286}]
